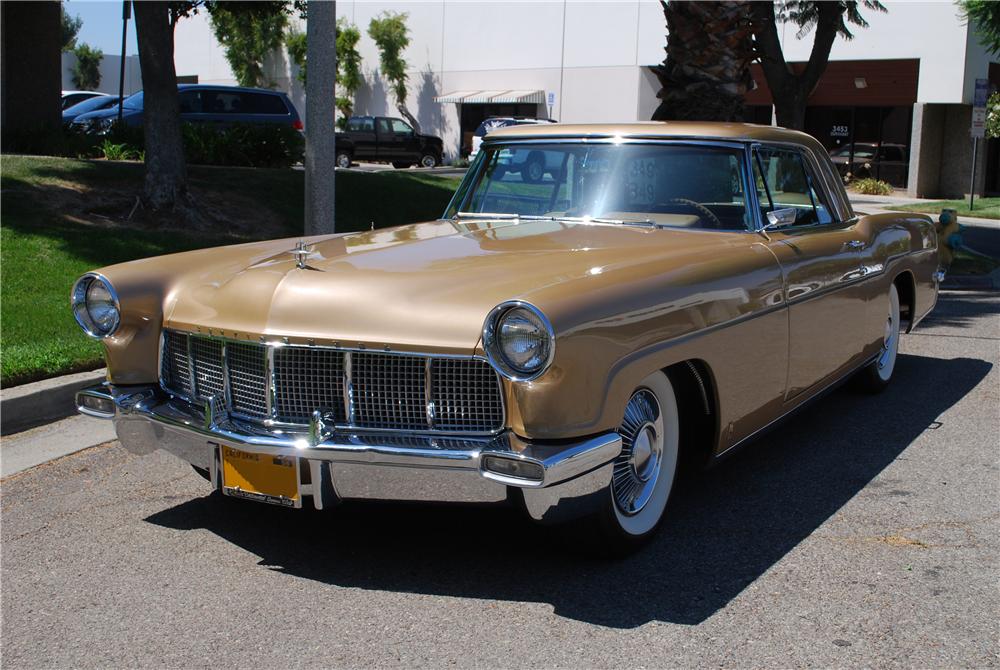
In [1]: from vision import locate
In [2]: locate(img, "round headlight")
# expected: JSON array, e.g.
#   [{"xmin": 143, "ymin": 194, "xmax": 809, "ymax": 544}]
[
  {"xmin": 483, "ymin": 302, "xmax": 554, "ymax": 381},
  {"xmin": 71, "ymin": 273, "xmax": 120, "ymax": 338}
]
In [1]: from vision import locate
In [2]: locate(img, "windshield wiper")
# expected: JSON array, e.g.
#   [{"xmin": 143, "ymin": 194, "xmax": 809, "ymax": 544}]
[{"xmin": 455, "ymin": 212, "xmax": 657, "ymax": 227}]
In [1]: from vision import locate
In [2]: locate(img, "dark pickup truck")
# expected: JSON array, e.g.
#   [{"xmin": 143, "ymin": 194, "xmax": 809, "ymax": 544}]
[{"xmin": 335, "ymin": 116, "xmax": 443, "ymax": 169}]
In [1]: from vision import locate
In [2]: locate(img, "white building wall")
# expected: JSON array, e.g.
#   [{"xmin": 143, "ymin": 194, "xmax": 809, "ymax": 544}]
[
  {"xmin": 773, "ymin": 1, "xmax": 986, "ymax": 104},
  {"xmin": 61, "ymin": 52, "xmax": 142, "ymax": 96},
  {"xmin": 168, "ymin": 0, "xmax": 991, "ymax": 158}
]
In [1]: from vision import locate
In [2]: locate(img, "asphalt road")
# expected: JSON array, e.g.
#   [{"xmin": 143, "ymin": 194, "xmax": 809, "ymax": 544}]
[{"xmin": 2, "ymin": 291, "xmax": 998, "ymax": 669}]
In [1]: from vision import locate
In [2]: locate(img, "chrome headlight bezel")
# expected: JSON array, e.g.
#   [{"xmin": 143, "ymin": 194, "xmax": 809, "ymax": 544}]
[
  {"xmin": 71, "ymin": 272, "xmax": 121, "ymax": 339},
  {"xmin": 482, "ymin": 300, "xmax": 555, "ymax": 382}
]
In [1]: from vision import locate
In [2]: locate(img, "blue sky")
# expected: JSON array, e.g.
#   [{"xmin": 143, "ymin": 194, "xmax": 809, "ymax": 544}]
[{"xmin": 66, "ymin": 1, "xmax": 139, "ymax": 56}]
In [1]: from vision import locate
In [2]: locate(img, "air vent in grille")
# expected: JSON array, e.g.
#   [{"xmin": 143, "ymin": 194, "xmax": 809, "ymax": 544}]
[{"xmin": 159, "ymin": 330, "xmax": 504, "ymax": 434}]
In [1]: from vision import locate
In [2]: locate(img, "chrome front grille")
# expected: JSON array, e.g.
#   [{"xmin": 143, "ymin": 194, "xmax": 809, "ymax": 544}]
[
  {"xmin": 160, "ymin": 330, "xmax": 504, "ymax": 434},
  {"xmin": 273, "ymin": 346, "xmax": 345, "ymax": 424}
]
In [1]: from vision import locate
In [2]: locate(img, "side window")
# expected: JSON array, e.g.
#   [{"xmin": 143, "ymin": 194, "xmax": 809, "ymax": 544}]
[
  {"xmin": 376, "ymin": 118, "xmax": 392, "ymax": 135},
  {"xmin": 391, "ymin": 119, "xmax": 413, "ymax": 134},
  {"xmin": 178, "ymin": 90, "xmax": 203, "ymax": 114},
  {"xmin": 753, "ymin": 147, "xmax": 833, "ymax": 226},
  {"xmin": 347, "ymin": 118, "xmax": 363, "ymax": 132},
  {"xmin": 243, "ymin": 93, "xmax": 288, "ymax": 115}
]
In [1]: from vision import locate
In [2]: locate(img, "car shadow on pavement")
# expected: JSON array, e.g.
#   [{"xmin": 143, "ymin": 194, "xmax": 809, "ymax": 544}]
[{"xmin": 147, "ymin": 354, "xmax": 991, "ymax": 628}]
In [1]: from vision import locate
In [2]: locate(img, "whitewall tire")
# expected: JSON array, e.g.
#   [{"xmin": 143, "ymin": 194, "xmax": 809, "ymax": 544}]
[
  {"xmin": 857, "ymin": 283, "xmax": 901, "ymax": 393},
  {"xmin": 590, "ymin": 370, "xmax": 680, "ymax": 549}
]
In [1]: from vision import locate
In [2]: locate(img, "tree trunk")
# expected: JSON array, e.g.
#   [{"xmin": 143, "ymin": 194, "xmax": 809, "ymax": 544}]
[
  {"xmin": 304, "ymin": 0, "xmax": 337, "ymax": 235},
  {"xmin": 750, "ymin": 0, "xmax": 844, "ymax": 131},
  {"xmin": 650, "ymin": 0, "xmax": 754, "ymax": 122},
  {"xmin": 133, "ymin": 1, "xmax": 191, "ymax": 214},
  {"xmin": 1, "ymin": 1, "xmax": 61, "ymax": 151}
]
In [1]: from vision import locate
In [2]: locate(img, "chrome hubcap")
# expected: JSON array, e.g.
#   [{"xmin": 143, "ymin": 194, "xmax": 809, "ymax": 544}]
[{"xmin": 613, "ymin": 389, "xmax": 663, "ymax": 516}]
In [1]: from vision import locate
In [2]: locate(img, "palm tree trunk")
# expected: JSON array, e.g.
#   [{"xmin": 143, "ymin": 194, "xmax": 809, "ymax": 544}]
[{"xmin": 650, "ymin": 0, "xmax": 754, "ymax": 122}]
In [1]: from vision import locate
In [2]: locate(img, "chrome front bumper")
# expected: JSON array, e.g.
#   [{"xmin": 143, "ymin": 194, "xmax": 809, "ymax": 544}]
[{"xmin": 76, "ymin": 384, "xmax": 622, "ymax": 523}]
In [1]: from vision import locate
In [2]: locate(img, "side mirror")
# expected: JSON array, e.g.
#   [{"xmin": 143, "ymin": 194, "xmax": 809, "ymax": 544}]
[{"xmin": 765, "ymin": 207, "xmax": 798, "ymax": 229}]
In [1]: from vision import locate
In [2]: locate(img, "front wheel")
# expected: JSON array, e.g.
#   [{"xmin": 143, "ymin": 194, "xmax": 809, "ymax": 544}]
[
  {"xmin": 585, "ymin": 371, "xmax": 680, "ymax": 553},
  {"xmin": 855, "ymin": 283, "xmax": 901, "ymax": 393},
  {"xmin": 419, "ymin": 152, "xmax": 438, "ymax": 168}
]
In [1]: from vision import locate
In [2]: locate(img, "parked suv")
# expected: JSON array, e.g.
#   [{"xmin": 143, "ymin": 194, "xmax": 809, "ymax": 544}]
[
  {"xmin": 72, "ymin": 84, "xmax": 301, "ymax": 132},
  {"xmin": 335, "ymin": 116, "xmax": 443, "ymax": 169}
]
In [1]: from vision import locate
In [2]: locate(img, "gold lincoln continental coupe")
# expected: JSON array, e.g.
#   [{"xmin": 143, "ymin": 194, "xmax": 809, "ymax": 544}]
[{"xmin": 74, "ymin": 122, "xmax": 940, "ymax": 550}]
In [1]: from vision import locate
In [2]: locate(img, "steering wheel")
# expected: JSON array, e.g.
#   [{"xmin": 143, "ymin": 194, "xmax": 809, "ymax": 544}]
[{"xmin": 654, "ymin": 198, "xmax": 723, "ymax": 229}]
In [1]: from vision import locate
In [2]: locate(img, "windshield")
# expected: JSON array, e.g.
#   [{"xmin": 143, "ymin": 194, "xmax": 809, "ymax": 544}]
[
  {"xmin": 122, "ymin": 91, "xmax": 143, "ymax": 110},
  {"xmin": 446, "ymin": 142, "xmax": 752, "ymax": 230}
]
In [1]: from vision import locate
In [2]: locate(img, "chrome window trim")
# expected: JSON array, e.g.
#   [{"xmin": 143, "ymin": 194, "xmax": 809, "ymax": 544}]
[
  {"xmin": 158, "ymin": 329, "xmax": 507, "ymax": 437},
  {"xmin": 750, "ymin": 140, "xmax": 853, "ymax": 223}
]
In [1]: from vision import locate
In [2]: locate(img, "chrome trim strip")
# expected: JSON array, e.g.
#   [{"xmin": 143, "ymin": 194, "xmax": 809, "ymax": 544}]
[
  {"xmin": 343, "ymin": 350, "xmax": 355, "ymax": 425},
  {"xmin": 424, "ymin": 358, "xmax": 434, "ymax": 430},
  {"xmin": 221, "ymin": 340, "xmax": 232, "ymax": 410},
  {"xmin": 185, "ymin": 334, "xmax": 195, "ymax": 398},
  {"xmin": 265, "ymin": 345, "xmax": 276, "ymax": 420}
]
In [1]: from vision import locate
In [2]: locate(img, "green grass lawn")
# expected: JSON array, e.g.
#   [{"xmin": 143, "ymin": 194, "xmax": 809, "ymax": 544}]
[
  {"xmin": 1, "ymin": 155, "xmax": 461, "ymax": 386},
  {"xmin": 894, "ymin": 197, "xmax": 1000, "ymax": 221}
]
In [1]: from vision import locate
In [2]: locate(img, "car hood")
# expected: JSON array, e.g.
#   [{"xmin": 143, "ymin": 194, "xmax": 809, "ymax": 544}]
[
  {"xmin": 74, "ymin": 107, "xmax": 134, "ymax": 122},
  {"xmin": 115, "ymin": 218, "xmax": 739, "ymax": 354}
]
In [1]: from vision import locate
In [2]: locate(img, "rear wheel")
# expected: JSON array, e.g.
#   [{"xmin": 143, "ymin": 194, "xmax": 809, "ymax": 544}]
[
  {"xmin": 392, "ymin": 161, "xmax": 413, "ymax": 169},
  {"xmin": 585, "ymin": 371, "xmax": 680, "ymax": 553},
  {"xmin": 520, "ymin": 152, "xmax": 545, "ymax": 184},
  {"xmin": 335, "ymin": 151, "xmax": 352, "ymax": 169},
  {"xmin": 855, "ymin": 283, "xmax": 901, "ymax": 393}
]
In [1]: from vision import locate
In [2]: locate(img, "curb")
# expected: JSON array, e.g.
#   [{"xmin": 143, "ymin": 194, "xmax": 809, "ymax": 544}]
[
  {"xmin": 1, "ymin": 368, "xmax": 107, "ymax": 436},
  {"xmin": 941, "ymin": 267, "xmax": 1000, "ymax": 291}
]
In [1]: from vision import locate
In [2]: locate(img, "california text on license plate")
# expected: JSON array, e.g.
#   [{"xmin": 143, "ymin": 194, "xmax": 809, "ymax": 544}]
[{"xmin": 220, "ymin": 445, "xmax": 301, "ymax": 508}]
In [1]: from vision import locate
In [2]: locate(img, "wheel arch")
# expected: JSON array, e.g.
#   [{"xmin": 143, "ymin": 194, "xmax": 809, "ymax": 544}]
[
  {"xmin": 661, "ymin": 358, "xmax": 718, "ymax": 472},
  {"xmin": 893, "ymin": 269, "xmax": 916, "ymax": 333}
]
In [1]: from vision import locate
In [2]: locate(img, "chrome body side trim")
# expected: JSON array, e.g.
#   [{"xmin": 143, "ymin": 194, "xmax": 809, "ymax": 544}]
[{"xmin": 76, "ymin": 384, "xmax": 622, "ymax": 523}]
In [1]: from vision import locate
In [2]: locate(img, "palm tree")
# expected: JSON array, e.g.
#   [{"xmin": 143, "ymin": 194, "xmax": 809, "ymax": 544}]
[{"xmin": 650, "ymin": 0, "xmax": 755, "ymax": 122}]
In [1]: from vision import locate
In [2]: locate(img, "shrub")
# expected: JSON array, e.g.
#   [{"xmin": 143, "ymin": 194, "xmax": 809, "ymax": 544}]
[
  {"xmin": 100, "ymin": 139, "xmax": 141, "ymax": 161},
  {"xmin": 7, "ymin": 122, "xmax": 302, "ymax": 168},
  {"xmin": 71, "ymin": 43, "xmax": 103, "ymax": 90},
  {"xmin": 182, "ymin": 123, "xmax": 304, "ymax": 168},
  {"xmin": 850, "ymin": 177, "xmax": 893, "ymax": 196}
]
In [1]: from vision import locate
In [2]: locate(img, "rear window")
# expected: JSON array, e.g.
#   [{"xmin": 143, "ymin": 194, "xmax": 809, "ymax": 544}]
[
  {"xmin": 474, "ymin": 118, "xmax": 516, "ymax": 137},
  {"xmin": 347, "ymin": 117, "xmax": 374, "ymax": 132}
]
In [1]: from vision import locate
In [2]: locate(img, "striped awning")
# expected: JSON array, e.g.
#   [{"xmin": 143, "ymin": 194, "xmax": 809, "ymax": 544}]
[{"xmin": 434, "ymin": 89, "xmax": 546, "ymax": 105}]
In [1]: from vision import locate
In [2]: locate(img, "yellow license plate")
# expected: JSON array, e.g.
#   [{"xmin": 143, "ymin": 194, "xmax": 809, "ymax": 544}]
[{"xmin": 220, "ymin": 446, "xmax": 300, "ymax": 508}]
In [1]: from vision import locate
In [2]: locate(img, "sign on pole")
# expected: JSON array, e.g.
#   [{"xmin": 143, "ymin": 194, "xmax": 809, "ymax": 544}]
[
  {"xmin": 971, "ymin": 78, "xmax": 988, "ymax": 139},
  {"xmin": 969, "ymin": 78, "xmax": 988, "ymax": 211}
]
